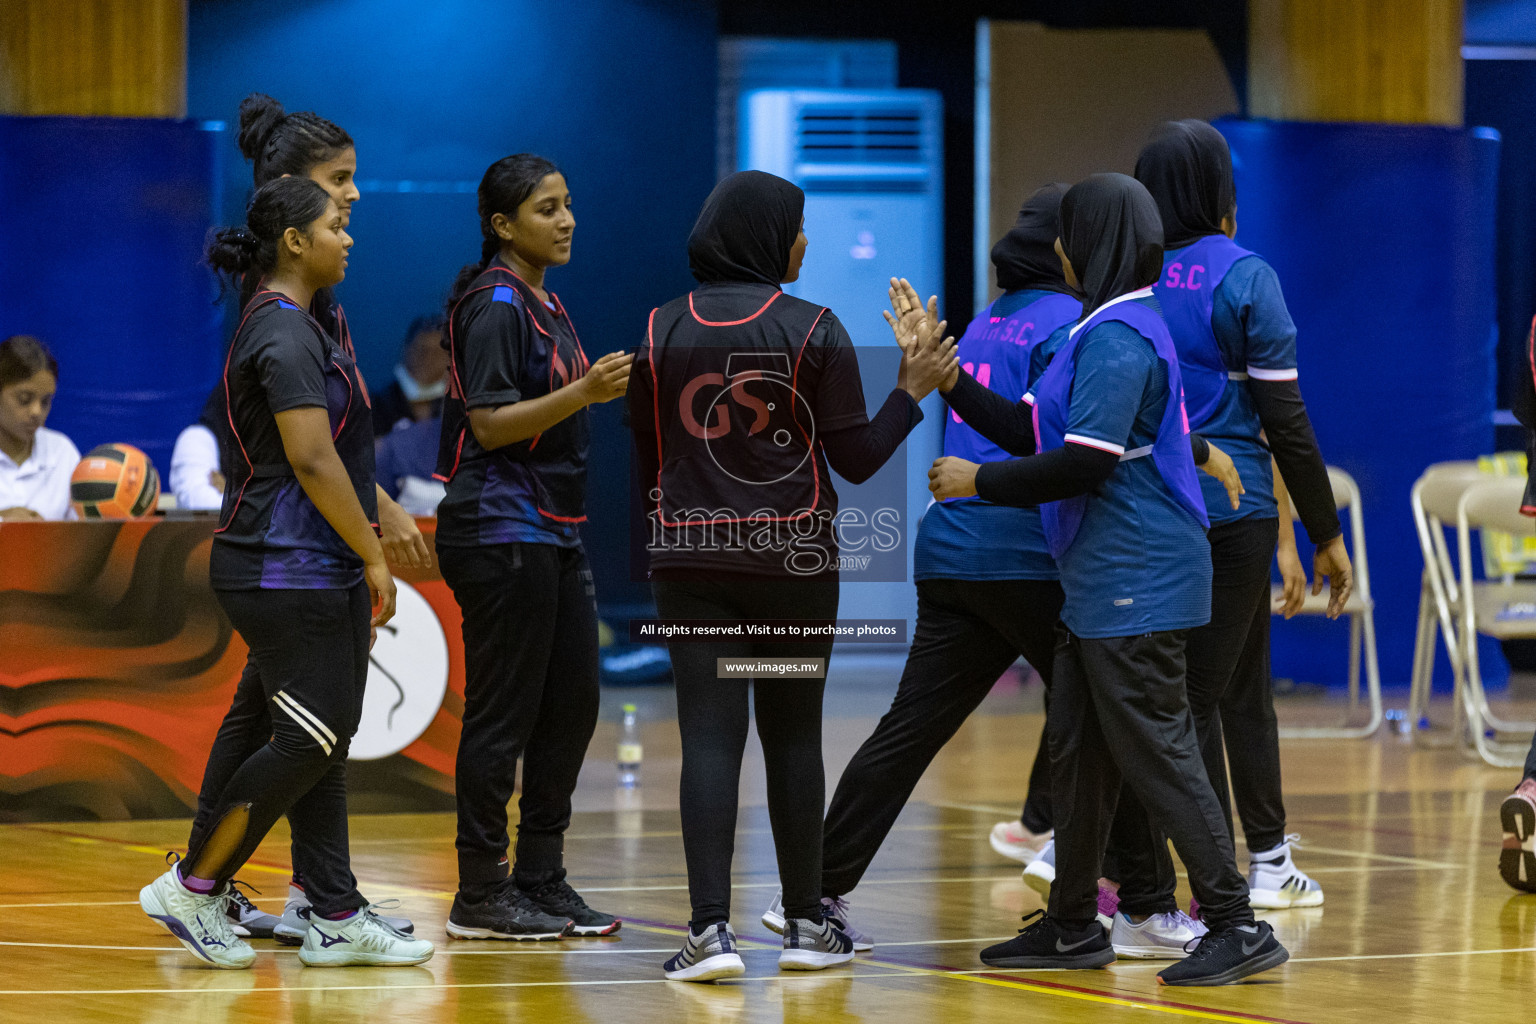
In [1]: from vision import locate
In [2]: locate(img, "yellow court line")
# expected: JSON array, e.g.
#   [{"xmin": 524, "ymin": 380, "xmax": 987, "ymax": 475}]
[
  {"xmin": 0, "ymin": 900, "xmax": 143, "ymax": 909},
  {"xmin": 854, "ymin": 955, "xmax": 1300, "ymax": 1024}
]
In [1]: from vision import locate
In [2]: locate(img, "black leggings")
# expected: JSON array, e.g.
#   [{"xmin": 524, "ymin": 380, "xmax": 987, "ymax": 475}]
[
  {"xmin": 1048, "ymin": 627, "xmax": 1253, "ymax": 932},
  {"xmin": 188, "ymin": 583, "xmax": 372, "ymax": 917},
  {"xmin": 188, "ymin": 661, "xmax": 310, "ymax": 891},
  {"xmin": 653, "ymin": 576, "xmax": 839, "ymax": 929},
  {"xmin": 821, "ymin": 577, "xmax": 1063, "ymax": 897},
  {"xmin": 1106, "ymin": 516, "xmax": 1285, "ymax": 910},
  {"xmin": 439, "ymin": 541, "xmax": 600, "ymax": 892}
]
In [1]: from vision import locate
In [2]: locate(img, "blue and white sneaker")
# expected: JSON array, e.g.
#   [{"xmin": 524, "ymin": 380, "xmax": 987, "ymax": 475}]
[
  {"xmin": 664, "ymin": 922, "xmax": 746, "ymax": 982},
  {"xmin": 762, "ymin": 890, "xmax": 873, "ymax": 952},
  {"xmin": 298, "ymin": 905, "xmax": 434, "ymax": 967},
  {"xmin": 1022, "ymin": 838, "xmax": 1055, "ymax": 898},
  {"xmin": 779, "ymin": 916, "xmax": 854, "ymax": 971},
  {"xmin": 274, "ymin": 884, "xmax": 416, "ymax": 945},
  {"xmin": 140, "ymin": 866, "xmax": 256, "ymax": 969}
]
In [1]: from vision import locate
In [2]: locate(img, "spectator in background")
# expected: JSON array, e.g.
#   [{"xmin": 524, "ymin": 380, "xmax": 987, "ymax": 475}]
[
  {"xmin": 376, "ymin": 416, "xmax": 445, "ymax": 516},
  {"xmin": 372, "ymin": 314, "xmax": 449, "ymax": 435},
  {"xmin": 0, "ymin": 335, "xmax": 79, "ymax": 521},
  {"xmin": 169, "ymin": 385, "xmax": 228, "ymax": 511}
]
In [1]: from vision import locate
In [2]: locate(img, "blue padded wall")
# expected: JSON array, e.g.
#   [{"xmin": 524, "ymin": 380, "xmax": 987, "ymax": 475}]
[
  {"xmin": 1215, "ymin": 118, "xmax": 1500, "ymax": 691},
  {"xmin": 0, "ymin": 117, "xmax": 224, "ymax": 476}
]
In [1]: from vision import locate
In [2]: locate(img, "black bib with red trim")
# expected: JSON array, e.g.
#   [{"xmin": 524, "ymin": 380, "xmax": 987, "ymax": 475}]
[
  {"xmin": 211, "ymin": 291, "xmax": 377, "ymax": 590},
  {"xmin": 435, "ymin": 261, "xmax": 590, "ymax": 548}
]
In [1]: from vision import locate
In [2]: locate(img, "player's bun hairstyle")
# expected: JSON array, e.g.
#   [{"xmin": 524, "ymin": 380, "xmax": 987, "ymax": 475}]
[
  {"xmin": 0, "ymin": 335, "xmax": 59, "ymax": 388},
  {"xmin": 445, "ymin": 154, "xmax": 562, "ymax": 315},
  {"xmin": 236, "ymin": 92, "xmax": 354, "ymax": 186},
  {"xmin": 205, "ymin": 177, "xmax": 334, "ymax": 304}
]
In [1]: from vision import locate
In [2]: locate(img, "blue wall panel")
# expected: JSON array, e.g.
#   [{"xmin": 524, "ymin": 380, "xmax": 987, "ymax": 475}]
[
  {"xmin": 1216, "ymin": 118, "xmax": 1500, "ymax": 691},
  {"xmin": 0, "ymin": 116, "xmax": 224, "ymax": 475},
  {"xmin": 186, "ymin": 0, "xmax": 717, "ymax": 604}
]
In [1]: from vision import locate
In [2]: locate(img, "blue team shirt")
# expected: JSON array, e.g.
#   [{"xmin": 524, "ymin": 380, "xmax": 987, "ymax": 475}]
[
  {"xmin": 1048, "ymin": 310, "xmax": 1211, "ymax": 639},
  {"xmin": 1161, "ymin": 244, "xmax": 1297, "ymax": 525},
  {"xmin": 915, "ymin": 288, "xmax": 1078, "ymax": 581}
]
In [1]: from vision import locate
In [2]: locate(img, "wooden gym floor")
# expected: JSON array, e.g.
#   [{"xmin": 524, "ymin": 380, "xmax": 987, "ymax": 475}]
[{"xmin": 3, "ymin": 661, "xmax": 1532, "ymax": 1024}]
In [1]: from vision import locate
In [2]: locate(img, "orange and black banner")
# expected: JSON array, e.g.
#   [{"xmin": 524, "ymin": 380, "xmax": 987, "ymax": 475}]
[{"xmin": 0, "ymin": 519, "xmax": 465, "ymax": 822}]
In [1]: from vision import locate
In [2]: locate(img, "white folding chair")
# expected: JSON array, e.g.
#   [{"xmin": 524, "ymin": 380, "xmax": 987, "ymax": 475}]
[
  {"xmin": 1456, "ymin": 476, "xmax": 1536, "ymax": 767},
  {"xmin": 1275, "ymin": 466, "xmax": 1382, "ymax": 739},
  {"xmin": 1408, "ymin": 460, "xmax": 1484, "ymax": 746}
]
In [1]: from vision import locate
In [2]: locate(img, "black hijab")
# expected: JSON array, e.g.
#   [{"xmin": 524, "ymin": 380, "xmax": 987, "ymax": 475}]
[
  {"xmin": 1133, "ymin": 119, "xmax": 1235, "ymax": 250},
  {"xmin": 990, "ymin": 183, "xmax": 1071, "ymax": 294},
  {"xmin": 687, "ymin": 170, "xmax": 805, "ymax": 287},
  {"xmin": 1059, "ymin": 173, "xmax": 1165, "ymax": 315}
]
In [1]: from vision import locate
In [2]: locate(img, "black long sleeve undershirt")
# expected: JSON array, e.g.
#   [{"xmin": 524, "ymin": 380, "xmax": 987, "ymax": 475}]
[
  {"xmin": 944, "ymin": 370, "xmax": 1038, "ymax": 456},
  {"xmin": 820, "ymin": 389, "xmax": 923, "ymax": 484},
  {"xmin": 975, "ymin": 443, "xmax": 1121, "ymax": 507},
  {"xmin": 1248, "ymin": 379, "xmax": 1340, "ymax": 545}
]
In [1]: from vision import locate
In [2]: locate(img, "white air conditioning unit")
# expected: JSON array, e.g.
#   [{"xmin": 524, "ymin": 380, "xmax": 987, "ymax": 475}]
[{"xmin": 740, "ymin": 89, "xmax": 944, "ymax": 646}]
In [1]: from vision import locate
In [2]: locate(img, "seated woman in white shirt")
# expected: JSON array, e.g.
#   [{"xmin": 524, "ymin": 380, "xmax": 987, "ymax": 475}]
[
  {"xmin": 0, "ymin": 335, "xmax": 79, "ymax": 521},
  {"xmin": 170, "ymin": 385, "xmax": 228, "ymax": 511}
]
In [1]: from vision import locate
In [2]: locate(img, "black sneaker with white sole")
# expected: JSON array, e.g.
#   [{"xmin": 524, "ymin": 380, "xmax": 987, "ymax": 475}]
[
  {"xmin": 979, "ymin": 910, "xmax": 1116, "ymax": 970},
  {"xmin": 520, "ymin": 878, "xmax": 621, "ymax": 936},
  {"xmin": 1155, "ymin": 920, "xmax": 1289, "ymax": 986},
  {"xmin": 447, "ymin": 880, "xmax": 572, "ymax": 941}
]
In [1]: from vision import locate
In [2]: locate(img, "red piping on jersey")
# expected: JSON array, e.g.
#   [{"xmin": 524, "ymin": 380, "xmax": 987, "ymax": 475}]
[
  {"xmin": 688, "ymin": 289, "xmax": 781, "ymax": 327},
  {"xmin": 216, "ymin": 290, "xmax": 328, "ymax": 534},
  {"xmin": 648, "ymin": 302, "xmax": 827, "ymax": 527},
  {"xmin": 439, "ymin": 265, "xmax": 589, "ymax": 528}
]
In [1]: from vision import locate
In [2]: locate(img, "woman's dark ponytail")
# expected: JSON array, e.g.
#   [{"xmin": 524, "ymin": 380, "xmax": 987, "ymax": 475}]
[
  {"xmin": 444, "ymin": 153, "xmax": 561, "ymax": 317},
  {"xmin": 236, "ymin": 92, "xmax": 354, "ymax": 185},
  {"xmin": 205, "ymin": 176, "xmax": 333, "ymax": 305}
]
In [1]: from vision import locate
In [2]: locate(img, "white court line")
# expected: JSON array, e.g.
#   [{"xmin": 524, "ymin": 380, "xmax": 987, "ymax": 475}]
[
  {"xmin": 10, "ymin": 945, "xmax": 1536, "ymax": 997},
  {"xmin": 0, "ymin": 936, "xmax": 1017, "ymax": 955},
  {"xmin": 1284, "ymin": 843, "xmax": 1457, "ymax": 869},
  {"xmin": 0, "ymin": 970, "xmax": 924, "ymax": 997}
]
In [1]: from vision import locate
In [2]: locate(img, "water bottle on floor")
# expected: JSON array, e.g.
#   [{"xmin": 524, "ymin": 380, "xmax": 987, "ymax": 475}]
[{"xmin": 617, "ymin": 703, "xmax": 642, "ymax": 788}]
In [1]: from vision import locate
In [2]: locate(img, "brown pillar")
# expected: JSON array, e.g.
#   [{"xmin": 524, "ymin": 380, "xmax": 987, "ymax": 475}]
[
  {"xmin": 1248, "ymin": 0, "xmax": 1463, "ymax": 126},
  {"xmin": 0, "ymin": 0, "xmax": 187, "ymax": 117}
]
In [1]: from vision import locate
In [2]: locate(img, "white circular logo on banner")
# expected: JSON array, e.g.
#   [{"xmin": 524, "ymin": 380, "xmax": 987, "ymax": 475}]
[{"xmin": 350, "ymin": 579, "xmax": 450, "ymax": 761}]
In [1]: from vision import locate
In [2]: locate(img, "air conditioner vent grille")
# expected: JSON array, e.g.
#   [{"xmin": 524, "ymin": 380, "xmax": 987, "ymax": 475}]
[{"xmin": 796, "ymin": 105, "xmax": 925, "ymax": 163}]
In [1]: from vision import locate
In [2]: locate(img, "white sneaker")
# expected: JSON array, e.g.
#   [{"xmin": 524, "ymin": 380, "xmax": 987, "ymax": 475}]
[
  {"xmin": 664, "ymin": 921, "xmax": 746, "ymax": 982},
  {"xmin": 298, "ymin": 906, "xmax": 435, "ymax": 967},
  {"xmin": 779, "ymin": 916, "xmax": 855, "ymax": 971},
  {"xmin": 761, "ymin": 890, "xmax": 874, "ymax": 951},
  {"xmin": 1022, "ymin": 839, "xmax": 1055, "ymax": 898},
  {"xmin": 275, "ymin": 884, "xmax": 417, "ymax": 945},
  {"xmin": 1110, "ymin": 910, "xmax": 1208, "ymax": 959},
  {"xmin": 1247, "ymin": 834, "xmax": 1324, "ymax": 909},
  {"xmin": 140, "ymin": 866, "xmax": 256, "ymax": 969},
  {"xmin": 989, "ymin": 822, "xmax": 1052, "ymax": 865}
]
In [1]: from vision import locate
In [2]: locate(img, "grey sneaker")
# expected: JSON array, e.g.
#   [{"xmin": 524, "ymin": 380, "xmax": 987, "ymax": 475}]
[
  {"xmin": 779, "ymin": 916, "xmax": 854, "ymax": 971},
  {"xmin": 664, "ymin": 921, "xmax": 746, "ymax": 982},
  {"xmin": 225, "ymin": 883, "xmax": 280, "ymax": 939},
  {"xmin": 761, "ymin": 890, "xmax": 873, "ymax": 952}
]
